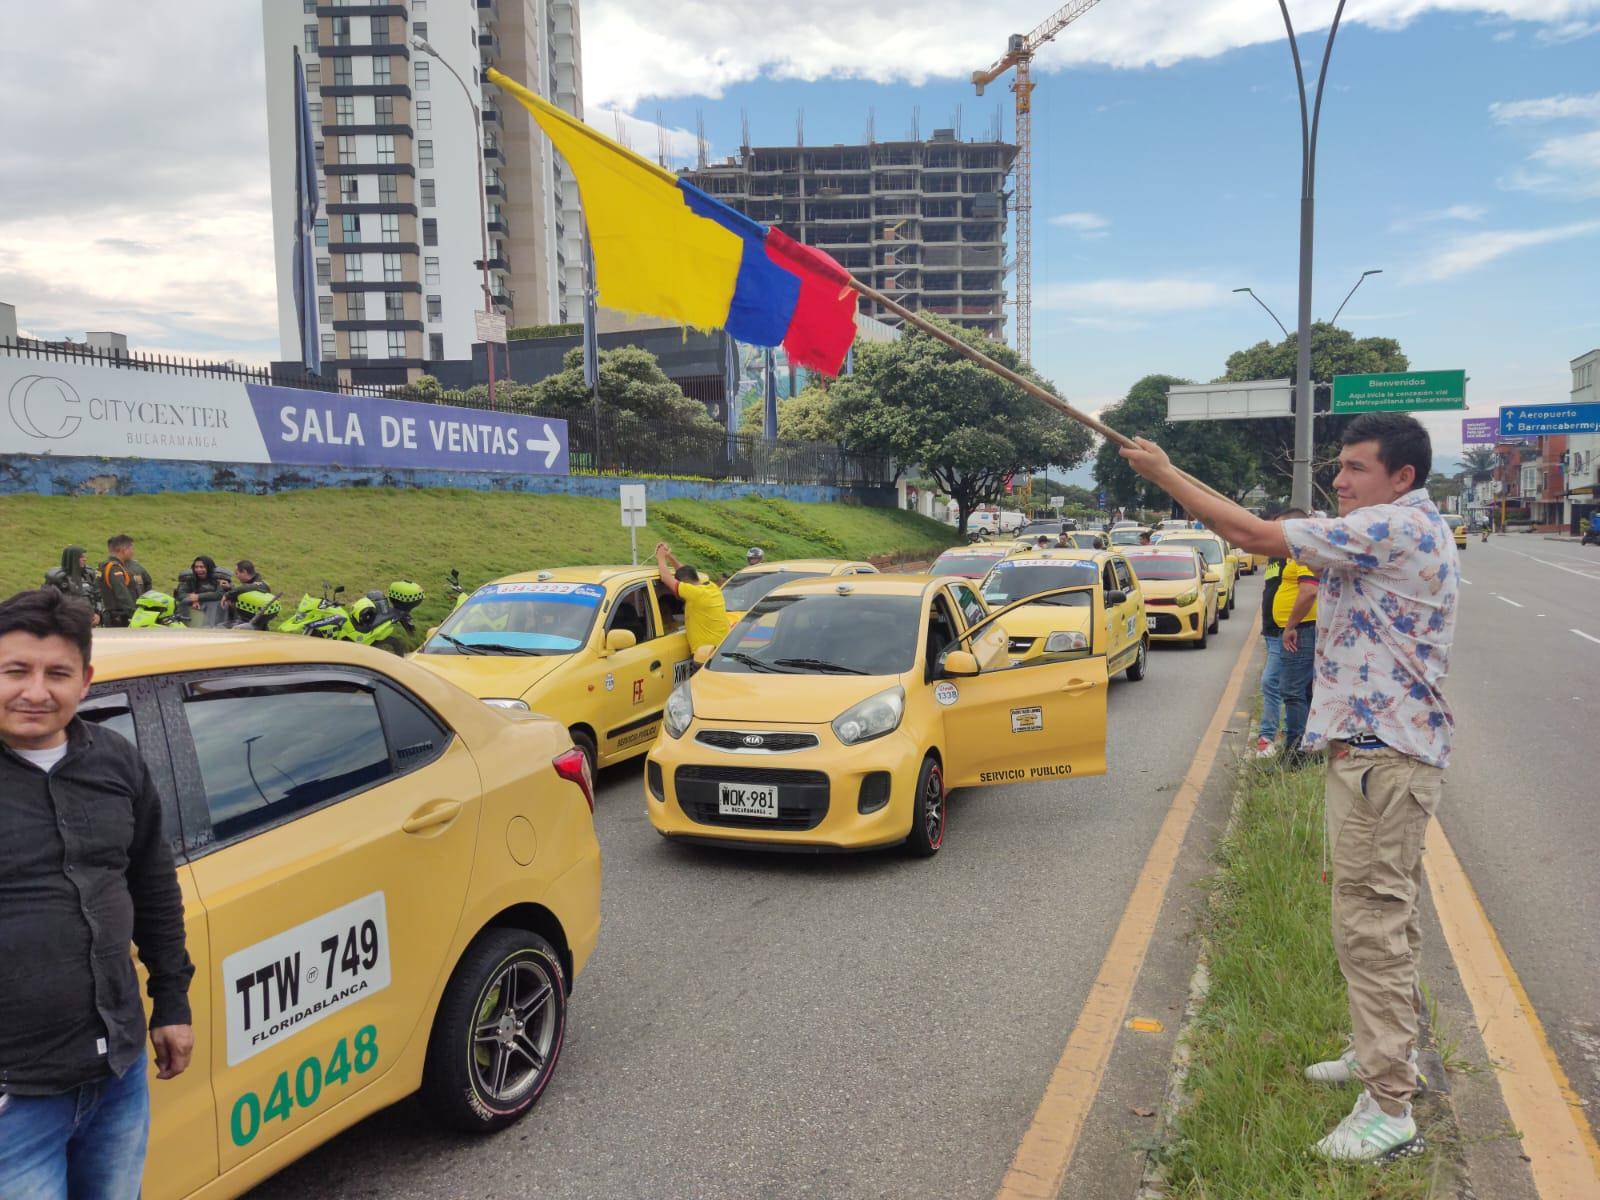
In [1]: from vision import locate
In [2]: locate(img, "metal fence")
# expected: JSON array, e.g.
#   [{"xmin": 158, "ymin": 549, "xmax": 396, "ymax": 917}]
[{"xmin": 0, "ymin": 338, "xmax": 893, "ymax": 490}]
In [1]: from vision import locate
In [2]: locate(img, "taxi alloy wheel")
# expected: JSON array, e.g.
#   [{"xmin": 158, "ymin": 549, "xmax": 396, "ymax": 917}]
[
  {"xmin": 907, "ymin": 756, "xmax": 946, "ymax": 858},
  {"xmin": 421, "ymin": 929, "xmax": 567, "ymax": 1133},
  {"xmin": 1126, "ymin": 637, "xmax": 1148, "ymax": 682},
  {"xmin": 571, "ymin": 729, "xmax": 598, "ymax": 784}
]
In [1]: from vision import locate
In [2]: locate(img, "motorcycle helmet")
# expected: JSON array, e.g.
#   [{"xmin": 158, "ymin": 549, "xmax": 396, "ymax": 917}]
[
  {"xmin": 350, "ymin": 594, "xmax": 380, "ymax": 633},
  {"xmin": 234, "ymin": 590, "xmax": 281, "ymax": 621},
  {"xmin": 132, "ymin": 591, "xmax": 177, "ymax": 622},
  {"xmin": 386, "ymin": 580, "xmax": 425, "ymax": 613}
]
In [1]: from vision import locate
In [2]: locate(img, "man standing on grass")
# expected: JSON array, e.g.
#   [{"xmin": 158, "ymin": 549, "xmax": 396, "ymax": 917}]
[
  {"xmin": 0, "ymin": 588, "xmax": 195, "ymax": 1197},
  {"xmin": 1122, "ymin": 411, "xmax": 1456, "ymax": 1163}
]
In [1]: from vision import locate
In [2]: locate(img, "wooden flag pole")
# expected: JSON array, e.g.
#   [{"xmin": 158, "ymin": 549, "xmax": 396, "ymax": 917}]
[{"xmin": 842, "ymin": 277, "xmax": 1232, "ymax": 505}]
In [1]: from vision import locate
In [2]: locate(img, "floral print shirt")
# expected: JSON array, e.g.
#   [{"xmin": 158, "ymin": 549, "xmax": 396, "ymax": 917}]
[{"xmin": 1283, "ymin": 489, "xmax": 1457, "ymax": 767}]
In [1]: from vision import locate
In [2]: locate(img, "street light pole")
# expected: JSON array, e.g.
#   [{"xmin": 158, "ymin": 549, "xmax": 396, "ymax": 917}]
[
  {"xmin": 1231, "ymin": 287, "xmax": 1291, "ymax": 341},
  {"xmin": 411, "ymin": 36, "xmax": 496, "ymax": 407},
  {"xmin": 1277, "ymin": 0, "xmax": 1348, "ymax": 511},
  {"xmin": 1328, "ymin": 268, "xmax": 1382, "ymax": 327}
]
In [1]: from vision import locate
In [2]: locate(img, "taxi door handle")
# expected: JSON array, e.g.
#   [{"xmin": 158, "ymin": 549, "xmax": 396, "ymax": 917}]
[
  {"xmin": 650, "ymin": 660, "xmax": 662, "ymax": 671},
  {"xmin": 402, "ymin": 800, "xmax": 463, "ymax": 834},
  {"xmin": 1061, "ymin": 678, "xmax": 1096, "ymax": 696}
]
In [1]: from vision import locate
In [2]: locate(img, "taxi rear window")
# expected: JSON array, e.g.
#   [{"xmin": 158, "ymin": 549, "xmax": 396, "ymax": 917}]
[
  {"xmin": 427, "ymin": 581, "xmax": 605, "ymax": 654},
  {"xmin": 980, "ymin": 560, "xmax": 1098, "ymax": 606},
  {"xmin": 720, "ymin": 570, "xmax": 825, "ymax": 612},
  {"xmin": 1125, "ymin": 554, "xmax": 1200, "ymax": 581},
  {"xmin": 929, "ymin": 554, "xmax": 1003, "ymax": 577},
  {"xmin": 1157, "ymin": 537, "xmax": 1222, "ymax": 564}
]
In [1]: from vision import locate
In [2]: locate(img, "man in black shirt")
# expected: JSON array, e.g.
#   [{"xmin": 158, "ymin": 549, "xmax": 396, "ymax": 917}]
[{"xmin": 0, "ymin": 588, "xmax": 194, "ymax": 1198}]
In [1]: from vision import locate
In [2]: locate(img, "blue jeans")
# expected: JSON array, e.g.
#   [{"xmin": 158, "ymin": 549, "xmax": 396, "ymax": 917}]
[
  {"xmin": 1280, "ymin": 626, "xmax": 1317, "ymax": 747},
  {"xmin": 1257, "ymin": 633, "xmax": 1285, "ymax": 739},
  {"xmin": 0, "ymin": 1056, "xmax": 149, "ymax": 1200}
]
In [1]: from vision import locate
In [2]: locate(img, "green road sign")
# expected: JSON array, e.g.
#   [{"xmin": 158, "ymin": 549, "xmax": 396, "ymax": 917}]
[{"xmin": 1331, "ymin": 370, "xmax": 1466, "ymax": 413}]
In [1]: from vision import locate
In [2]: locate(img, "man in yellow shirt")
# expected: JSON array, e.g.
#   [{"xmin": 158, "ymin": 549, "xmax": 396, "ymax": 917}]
[
  {"xmin": 1276, "ymin": 555, "xmax": 1320, "ymax": 762},
  {"xmin": 655, "ymin": 542, "xmax": 730, "ymax": 654}
]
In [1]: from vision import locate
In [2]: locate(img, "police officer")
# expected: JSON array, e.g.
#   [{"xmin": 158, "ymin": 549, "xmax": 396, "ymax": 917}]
[
  {"xmin": 43, "ymin": 546, "xmax": 102, "ymax": 626},
  {"xmin": 97, "ymin": 535, "xmax": 140, "ymax": 628}
]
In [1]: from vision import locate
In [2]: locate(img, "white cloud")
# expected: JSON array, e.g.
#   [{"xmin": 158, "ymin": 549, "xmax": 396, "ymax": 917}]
[
  {"xmin": 1035, "ymin": 278, "xmax": 1231, "ymax": 313},
  {"xmin": 1409, "ymin": 220, "xmax": 1600, "ymax": 280},
  {"xmin": 582, "ymin": 0, "xmax": 1600, "ymax": 109},
  {"xmin": 1389, "ymin": 204, "xmax": 1486, "ymax": 231},
  {"xmin": 1490, "ymin": 90, "xmax": 1600, "ymax": 121},
  {"xmin": 1049, "ymin": 211, "xmax": 1111, "ymax": 236},
  {"xmin": 1534, "ymin": 17, "xmax": 1600, "ymax": 40}
]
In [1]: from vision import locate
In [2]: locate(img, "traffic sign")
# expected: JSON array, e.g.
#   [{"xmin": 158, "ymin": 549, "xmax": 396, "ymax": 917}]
[
  {"xmin": 1050, "ymin": 495, "xmax": 1066, "ymax": 508},
  {"xmin": 1330, "ymin": 370, "xmax": 1466, "ymax": 413},
  {"xmin": 1166, "ymin": 379, "xmax": 1293, "ymax": 421},
  {"xmin": 619, "ymin": 484, "xmax": 647, "ymax": 565},
  {"xmin": 1499, "ymin": 403, "xmax": 1600, "ymax": 437}
]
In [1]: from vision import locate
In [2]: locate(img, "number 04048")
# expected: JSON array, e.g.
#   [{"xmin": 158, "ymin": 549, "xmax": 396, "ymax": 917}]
[{"xmin": 229, "ymin": 1025, "xmax": 380, "ymax": 1147}]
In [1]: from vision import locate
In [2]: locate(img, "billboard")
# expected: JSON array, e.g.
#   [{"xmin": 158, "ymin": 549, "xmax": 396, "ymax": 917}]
[
  {"xmin": 1166, "ymin": 379, "xmax": 1293, "ymax": 422},
  {"xmin": 1, "ymin": 357, "xmax": 568, "ymax": 475},
  {"xmin": 1461, "ymin": 417, "xmax": 1499, "ymax": 444}
]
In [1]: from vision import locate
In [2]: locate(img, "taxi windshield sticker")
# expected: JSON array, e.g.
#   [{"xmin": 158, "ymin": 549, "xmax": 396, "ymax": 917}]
[
  {"xmin": 221, "ymin": 892, "xmax": 391, "ymax": 1066},
  {"xmin": 479, "ymin": 582, "xmax": 606, "ymax": 604}
]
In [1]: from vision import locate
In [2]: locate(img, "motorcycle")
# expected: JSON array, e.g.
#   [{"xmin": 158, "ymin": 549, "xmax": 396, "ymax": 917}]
[
  {"xmin": 344, "ymin": 582, "xmax": 425, "ymax": 655},
  {"xmin": 1583, "ymin": 528, "xmax": 1599, "ymax": 547},
  {"xmin": 446, "ymin": 568, "xmax": 470, "ymax": 611},
  {"xmin": 228, "ymin": 591, "xmax": 284, "ymax": 632},
  {"xmin": 276, "ymin": 582, "xmax": 352, "ymax": 638}
]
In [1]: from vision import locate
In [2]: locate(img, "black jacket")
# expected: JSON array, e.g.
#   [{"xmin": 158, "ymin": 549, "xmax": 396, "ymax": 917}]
[
  {"xmin": 0, "ymin": 719, "xmax": 194, "ymax": 1095},
  {"xmin": 45, "ymin": 545, "xmax": 101, "ymax": 615}
]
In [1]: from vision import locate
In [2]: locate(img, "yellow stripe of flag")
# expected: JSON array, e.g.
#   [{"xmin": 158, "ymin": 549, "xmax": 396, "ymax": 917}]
[{"xmin": 486, "ymin": 68, "xmax": 742, "ymax": 331}]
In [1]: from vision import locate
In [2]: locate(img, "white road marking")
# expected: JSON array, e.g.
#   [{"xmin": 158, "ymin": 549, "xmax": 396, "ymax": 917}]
[
  {"xmin": 1499, "ymin": 545, "xmax": 1600, "ymax": 582},
  {"xmin": 1460, "ymin": 577, "xmax": 1473, "ymax": 585},
  {"xmin": 1571, "ymin": 629, "xmax": 1600, "ymax": 646},
  {"xmin": 1494, "ymin": 594, "xmax": 1524, "ymax": 608}
]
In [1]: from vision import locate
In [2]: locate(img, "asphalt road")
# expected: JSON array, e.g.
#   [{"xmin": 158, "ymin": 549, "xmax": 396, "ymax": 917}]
[
  {"xmin": 1436, "ymin": 536, "xmax": 1600, "ymax": 1135},
  {"xmin": 253, "ymin": 580, "xmax": 1262, "ymax": 1200}
]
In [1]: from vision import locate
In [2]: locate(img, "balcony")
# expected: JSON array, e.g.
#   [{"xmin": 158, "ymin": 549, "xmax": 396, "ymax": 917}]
[
  {"xmin": 475, "ymin": 255, "xmax": 513, "ymax": 272},
  {"xmin": 483, "ymin": 144, "xmax": 505, "ymax": 162},
  {"xmin": 486, "ymin": 218, "xmax": 510, "ymax": 235}
]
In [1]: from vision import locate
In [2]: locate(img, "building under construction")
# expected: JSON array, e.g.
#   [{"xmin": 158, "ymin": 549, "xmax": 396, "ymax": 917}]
[{"xmin": 681, "ymin": 130, "xmax": 1018, "ymax": 343}]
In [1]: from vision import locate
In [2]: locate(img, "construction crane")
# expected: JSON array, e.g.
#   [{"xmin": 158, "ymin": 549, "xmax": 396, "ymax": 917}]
[{"xmin": 972, "ymin": 0, "xmax": 1106, "ymax": 362}]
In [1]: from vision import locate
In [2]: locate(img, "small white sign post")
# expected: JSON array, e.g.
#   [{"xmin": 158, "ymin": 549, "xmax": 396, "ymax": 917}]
[{"xmin": 619, "ymin": 484, "xmax": 647, "ymax": 565}]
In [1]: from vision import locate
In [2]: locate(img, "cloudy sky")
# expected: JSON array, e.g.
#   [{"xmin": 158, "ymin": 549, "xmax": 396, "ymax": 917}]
[{"xmin": 3, "ymin": 0, "xmax": 1598, "ymax": 464}]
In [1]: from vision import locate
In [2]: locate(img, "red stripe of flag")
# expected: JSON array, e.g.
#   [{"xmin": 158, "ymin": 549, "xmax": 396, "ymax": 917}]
[{"xmin": 764, "ymin": 228, "xmax": 858, "ymax": 376}]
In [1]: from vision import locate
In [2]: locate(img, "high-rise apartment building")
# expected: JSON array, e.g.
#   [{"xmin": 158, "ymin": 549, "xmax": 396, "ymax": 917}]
[
  {"xmin": 264, "ymin": 0, "xmax": 583, "ymax": 383},
  {"xmin": 682, "ymin": 130, "xmax": 1017, "ymax": 343}
]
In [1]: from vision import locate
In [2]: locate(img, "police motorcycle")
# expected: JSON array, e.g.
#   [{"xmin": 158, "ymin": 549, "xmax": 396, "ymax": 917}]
[
  {"xmin": 344, "ymin": 581, "xmax": 425, "ymax": 655},
  {"xmin": 276, "ymin": 581, "xmax": 352, "ymax": 637},
  {"xmin": 128, "ymin": 591, "xmax": 188, "ymax": 629},
  {"xmin": 446, "ymin": 568, "xmax": 470, "ymax": 611},
  {"xmin": 228, "ymin": 591, "xmax": 284, "ymax": 631}
]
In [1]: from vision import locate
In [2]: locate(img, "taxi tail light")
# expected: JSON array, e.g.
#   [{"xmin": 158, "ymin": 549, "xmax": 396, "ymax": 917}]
[{"xmin": 553, "ymin": 747, "xmax": 595, "ymax": 812}]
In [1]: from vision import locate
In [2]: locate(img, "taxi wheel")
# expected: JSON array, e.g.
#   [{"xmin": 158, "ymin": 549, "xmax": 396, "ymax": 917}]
[
  {"xmin": 570, "ymin": 729, "xmax": 598, "ymax": 782},
  {"xmin": 1207, "ymin": 604, "xmax": 1220, "ymax": 636},
  {"xmin": 1125, "ymin": 637, "xmax": 1148, "ymax": 681},
  {"xmin": 1220, "ymin": 592, "xmax": 1232, "ymax": 620},
  {"xmin": 1194, "ymin": 619, "xmax": 1209, "ymax": 650},
  {"xmin": 906, "ymin": 756, "xmax": 946, "ymax": 857},
  {"xmin": 420, "ymin": 929, "xmax": 568, "ymax": 1133}
]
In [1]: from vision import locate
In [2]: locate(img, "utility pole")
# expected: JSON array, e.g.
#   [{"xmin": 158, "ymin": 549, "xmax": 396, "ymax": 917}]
[{"xmin": 1276, "ymin": 0, "xmax": 1348, "ymax": 511}]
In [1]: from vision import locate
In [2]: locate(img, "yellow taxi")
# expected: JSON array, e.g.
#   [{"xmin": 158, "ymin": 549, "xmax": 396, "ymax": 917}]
[
  {"xmin": 1123, "ymin": 546, "xmax": 1220, "ymax": 649},
  {"xmin": 645, "ymin": 574, "xmax": 1110, "ymax": 855},
  {"xmin": 1443, "ymin": 513, "xmax": 1467, "ymax": 549},
  {"xmin": 410, "ymin": 566, "xmax": 693, "ymax": 775},
  {"xmin": 82, "ymin": 630, "xmax": 601, "ymax": 1199},
  {"xmin": 927, "ymin": 544, "xmax": 1011, "ymax": 580},
  {"xmin": 720, "ymin": 558, "xmax": 878, "ymax": 621},
  {"xmin": 1151, "ymin": 531, "xmax": 1240, "ymax": 620},
  {"xmin": 977, "ymin": 549, "xmax": 1149, "ymax": 681},
  {"xmin": 1107, "ymin": 526, "xmax": 1151, "ymax": 549}
]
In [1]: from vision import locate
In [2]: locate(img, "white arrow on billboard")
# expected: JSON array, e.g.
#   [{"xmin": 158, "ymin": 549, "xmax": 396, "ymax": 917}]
[{"xmin": 525, "ymin": 422, "xmax": 561, "ymax": 468}]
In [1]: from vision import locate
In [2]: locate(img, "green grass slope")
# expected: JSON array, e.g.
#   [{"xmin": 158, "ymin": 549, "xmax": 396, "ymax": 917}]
[{"xmin": 1, "ymin": 490, "xmax": 960, "ymax": 629}]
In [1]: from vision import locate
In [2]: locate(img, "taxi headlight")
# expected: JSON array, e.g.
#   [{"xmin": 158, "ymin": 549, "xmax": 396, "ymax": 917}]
[
  {"xmin": 664, "ymin": 680, "xmax": 694, "ymax": 739},
  {"xmin": 482, "ymin": 697, "xmax": 530, "ymax": 711},
  {"xmin": 1044, "ymin": 631, "xmax": 1088, "ymax": 653},
  {"xmin": 832, "ymin": 686, "xmax": 904, "ymax": 746},
  {"xmin": 1173, "ymin": 589, "xmax": 1199, "ymax": 607}
]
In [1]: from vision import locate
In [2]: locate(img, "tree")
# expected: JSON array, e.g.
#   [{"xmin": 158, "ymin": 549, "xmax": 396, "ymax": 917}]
[
  {"xmin": 1092, "ymin": 375, "xmax": 1260, "ymax": 510},
  {"xmin": 827, "ymin": 316, "xmax": 1093, "ymax": 535},
  {"xmin": 521, "ymin": 345, "xmax": 719, "ymax": 428},
  {"xmin": 1462, "ymin": 446, "xmax": 1496, "ymax": 475},
  {"xmin": 1220, "ymin": 322, "xmax": 1408, "ymax": 504},
  {"xmin": 737, "ymin": 384, "xmax": 841, "ymax": 442},
  {"xmin": 1426, "ymin": 472, "xmax": 1462, "ymax": 505}
]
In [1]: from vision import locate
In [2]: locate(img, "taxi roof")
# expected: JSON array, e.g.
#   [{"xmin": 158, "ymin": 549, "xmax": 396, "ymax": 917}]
[
  {"xmin": 89, "ymin": 628, "xmax": 404, "ymax": 681},
  {"xmin": 490, "ymin": 565, "xmax": 655, "ymax": 587},
  {"xmin": 737, "ymin": 558, "xmax": 868, "ymax": 574},
  {"xmin": 935, "ymin": 544, "xmax": 1006, "ymax": 556},
  {"xmin": 1000, "ymin": 547, "xmax": 1112, "ymax": 564},
  {"xmin": 1154, "ymin": 531, "xmax": 1225, "ymax": 547}
]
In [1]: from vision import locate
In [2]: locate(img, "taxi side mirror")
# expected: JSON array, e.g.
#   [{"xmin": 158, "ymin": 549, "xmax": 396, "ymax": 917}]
[
  {"xmin": 941, "ymin": 649, "xmax": 980, "ymax": 678},
  {"xmin": 1105, "ymin": 589, "xmax": 1127, "ymax": 605},
  {"xmin": 1204, "ymin": 569, "xmax": 1221, "ymax": 584},
  {"xmin": 692, "ymin": 643, "xmax": 715, "ymax": 665},
  {"xmin": 603, "ymin": 628, "xmax": 637, "ymax": 654}
]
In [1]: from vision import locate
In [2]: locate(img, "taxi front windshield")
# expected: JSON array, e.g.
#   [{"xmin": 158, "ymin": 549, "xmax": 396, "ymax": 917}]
[
  {"xmin": 1443, "ymin": 514, "xmax": 1464, "ymax": 529},
  {"xmin": 713, "ymin": 593, "xmax": 921, "ymax": 675},
  {"xmin": 980, "ymin": 560, "xmax": 1099, "ymax": 607},
  {"xmin": 720, "ymin": 569, "xmax": 825, "ymax": 612},
  {"xmin": 1160, "ymin": 537, "xmax": 1223, "ymax": 565},
  {"xmin": 930, "ymin": 553, "xmax": 1002, "ymax": 577},
  {"xmin": 1126, "ymin": 554, "xmax": 1200, "ymax": 581},
  {"xmin": 424, "ymin": 581, "xmax": 605, "ymax": 655}
]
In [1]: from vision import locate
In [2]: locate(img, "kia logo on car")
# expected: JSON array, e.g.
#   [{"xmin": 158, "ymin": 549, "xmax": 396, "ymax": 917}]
[
  {"xmin": 7, "ymin": 375, "xmax": 82, "ymax": 440},
  {"xmin": 742, "ymin": 734, "xmax": 765, "ymax": 747}
]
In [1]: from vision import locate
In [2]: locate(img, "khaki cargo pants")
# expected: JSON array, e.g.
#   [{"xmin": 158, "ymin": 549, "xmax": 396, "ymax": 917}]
[{"xmin": 1325, "ymin": 741, "xmax": 1443, "ymax": 1115}]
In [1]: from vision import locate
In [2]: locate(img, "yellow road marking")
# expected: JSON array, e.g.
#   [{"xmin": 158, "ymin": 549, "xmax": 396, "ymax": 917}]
[
  {"xmin": 996, "ymin": 630, "xmax": 1258, "ymax": 1200},
  {"xmin": 1424, "ymin": 821, "xmax": 1600, "ymax": 1196}
]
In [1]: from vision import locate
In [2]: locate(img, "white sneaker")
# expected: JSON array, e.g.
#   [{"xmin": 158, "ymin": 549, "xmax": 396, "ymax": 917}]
[
  {"xmin": 1253, "ymin": 735, "xmax": 1279, "ymax": 758},
  {"xmin": 1305, "ymin": 1045, "xmax": 1423, "ymax": 1090},
  {"xmin": 1312, "ymin": 1091, "xmax": 1423, "ymax": 1162}
]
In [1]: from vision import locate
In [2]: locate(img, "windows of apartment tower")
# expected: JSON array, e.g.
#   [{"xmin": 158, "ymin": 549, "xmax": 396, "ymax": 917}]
[
  {"xmin": 340, "ymin": 175, "xmax": 360, "ymax": 203},
  {"xmin": 345, "ymin": 292, "xmax": 366, "ymax": 320},
  {"xmin": 385, "ymin": 292, "xmax": 406, "ymax": 321},
  {"xmin": 370, "ymin": 16, "xmax": 390, "ymax": 43},
  {"xmin": 422, "ymin": 218, "xmax": 438, "ymax": 247},
  {"xmin": 308, "ymin": 100, "xmax": 322, "ymax": 126},
  {"xmin": 333, "ymin": 58, "xmax": 353, "ymax": 87},
  {"xmin": 348, "ymin": 330, "xmax": 369, "ymax": 359},
  {"xmin": 334, "ymin": 96, "xmax": 355, "ymax": 124},
  {"xmin": 378, "ymin": 174, "xmax": 397, "ymax": 203},
  {"xmin": 313, "ymin": 141, "xmax": 325, "ymax": 168},
  {"xmin": 380, "ymin": 214, "xmax": 400, "ymax": 243},
  {"xmin": 415, "ymin": 100, "xmax": 431, "ymax": 129},
  {"xmin": 331, "ymin": 17, "xmax": 350, "ymax": 46},
  {"xmin": 344, "ymin": 254, "xmax": 364, "ymax": 281},
  {"xmin": 305, "ymin": 62, "xmax": 320, "ymax": 89},
  {"xmin": 420, "ymin": 179, "xmax": 436, "ymax": 207},
  {"xmin": 387, "ymin": 330, "xmax": 407, "ymax": 358},
  {"xmin": 413, "ymin": 22, "xmax": 428, "ymax": 40},
  {"xmin": 340, "ymin": 213, "xmax": 360, "ymax": 241},
  {"xmin": 426, "ymin": 295, "xmax": 442, "ymax": 322},
  {"xmin": 418, "ymin": 140, "xmax": 434, "ymax": 168},
  {"xmin": 314, "ymin": 218, "xmax": 329, "ymax": 247},
  {"xmin": 373, "ymin": 56, "xmax": 391, "ymax": 85},
  {"xmin": 374, "ymin": 95, "xmax": 394, "ymax": 124},
  {"xmin": 414, "ymin": 60, "xmax": 429, "ymax": 90},
  {"xmin": 383, "ymin": 253, "xmax": 403, "ymax": 281},
  {"xmin": 321, "ymin": 332, "xmax": 337, "ymax": 358},
  {"xmin": 318, "ymin": 296, "xmax": 334, "ymax": 325},
  {"xmin": 424, "ymin": 257, "xmax": 440, "ymax": 286},
  {"xmin": 316, "ymin": 258, "xmax": 331, "ymax": 286},
  {"xmin": 303, "ymin": 24, "xmax": 318, "ymax": 53},
  {"xmin": 376, "ymin": 135, "xmax": 395, "ymax": 164},
  {"xmin": 337, "ymin": 136, "xmax": 356, "ymax": 164},
  {"xmin": 429, "ymin": 333, "xmax": 444, "ymax": 360}
]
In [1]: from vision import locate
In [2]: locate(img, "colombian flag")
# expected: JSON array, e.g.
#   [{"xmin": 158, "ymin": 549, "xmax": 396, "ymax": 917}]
[{"xmin": 487, "ymin": 69, "xmax": 859, "ymax": 376}]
